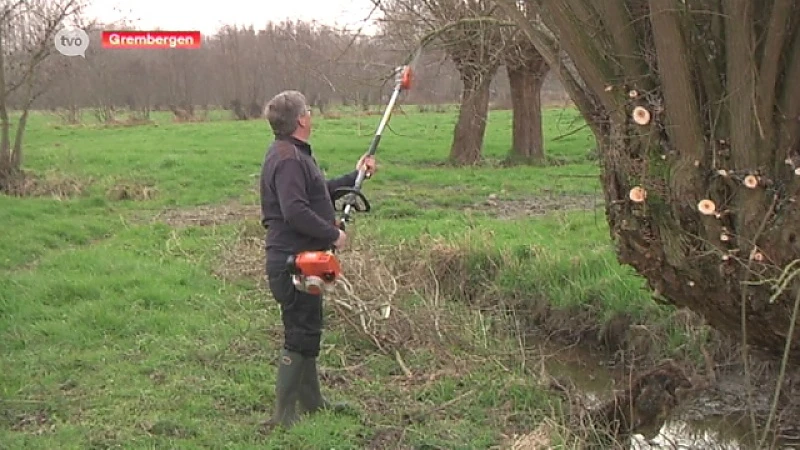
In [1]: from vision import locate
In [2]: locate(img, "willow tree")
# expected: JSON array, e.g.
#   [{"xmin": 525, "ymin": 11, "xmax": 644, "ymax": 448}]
[
  {"xmin": 503, "ymin": 33, "xmax": 549, "ymax": 162},
  {"xmin": 378, "ymin": 0, "xmax": 510, "ymax": 164},
  {"xmin": 499, "ymin": 0, "xmax": 800, "ymax": 363}
]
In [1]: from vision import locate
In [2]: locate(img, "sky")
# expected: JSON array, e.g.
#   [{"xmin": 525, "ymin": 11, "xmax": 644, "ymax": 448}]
[{"xmin": 84, "ymin": 0, "xmax": 381, "ymax": 35}]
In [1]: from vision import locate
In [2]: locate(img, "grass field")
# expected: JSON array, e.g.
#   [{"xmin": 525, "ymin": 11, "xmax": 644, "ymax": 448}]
[{"xmin": 0, "ymin": 106, "xmax": 705, "ymax": 448}]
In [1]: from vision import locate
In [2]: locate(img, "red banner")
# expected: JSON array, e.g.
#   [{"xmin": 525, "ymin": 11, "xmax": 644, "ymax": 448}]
[{"xmin": 101, "ymin": 31, "xmax": 202, "ymax": 49}]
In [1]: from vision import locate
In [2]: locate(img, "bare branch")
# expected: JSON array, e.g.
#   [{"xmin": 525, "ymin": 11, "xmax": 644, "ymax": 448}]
[
  {"xmin": 724, "ymin": 0, "xmax": 760, "ymax": 167},
  {"xmin": 776, "ymin": 11, "xmax": 800, "ymax": 170},
  {"xmin": 536, "ymin": 2, "xmax": 618, "ymax": 111},
  {"xmin": 595, "ymin": 0, "xmax": 652, "ymax": 89},
  {"xmin": 757, "ymin": 0, "xmax": 793, "ymax": 148},
  {"xmin": 649, "ymin": 0, "xmax": 706, "ymax": 203}
]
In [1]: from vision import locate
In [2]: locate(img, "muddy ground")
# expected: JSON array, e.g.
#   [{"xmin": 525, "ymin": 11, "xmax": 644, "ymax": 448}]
[
  {"xmin": 153, "ymin": 197, "xmax": 800, "ymax": 449},
  {"xmin": 468, "ymin": 193, "xmax": 603, "ymax": 219}
]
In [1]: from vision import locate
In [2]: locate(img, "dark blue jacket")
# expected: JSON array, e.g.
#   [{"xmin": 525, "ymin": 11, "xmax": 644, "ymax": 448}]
[{"xmin": 260, "ymin": 136, "xmax": 357, "ymax": 264}]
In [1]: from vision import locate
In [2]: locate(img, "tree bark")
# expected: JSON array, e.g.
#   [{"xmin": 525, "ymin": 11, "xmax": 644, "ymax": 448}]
[
  {"xmin": 11, "ymin": 79, "xmax": 37, "ymax": 170},
  {"xmin": 507, "ymin": 52, "xmax": 549, "ymax": 162},
  {"xmin": 449, "ymin": 65, "xmax": 496, "ymax": 165},
  {"xmin": 0, "ymin": 31, "xmax": 14, "ymax": 189}
]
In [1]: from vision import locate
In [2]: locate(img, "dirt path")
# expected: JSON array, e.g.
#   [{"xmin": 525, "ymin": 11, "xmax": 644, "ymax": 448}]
[
  {"xmin": 149, "ymin": 193, "xmax": 604, "ymax": 228},
  {"xmin": 469, "ymin": 194, "xmax": 603, "ymax": 219},
  {"xmin": 152, "ymin": 201, "xmax": 260, "ymax": 227}
]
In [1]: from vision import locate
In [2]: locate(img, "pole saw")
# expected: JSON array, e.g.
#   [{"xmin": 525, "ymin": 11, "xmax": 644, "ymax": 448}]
[
  {"xmin": 286, "ymin": 65, "xmax": 414, "ymax": 295},
  {"xmin": 334, "ymin": 65, "xmax": 413, "ymax": 231}
]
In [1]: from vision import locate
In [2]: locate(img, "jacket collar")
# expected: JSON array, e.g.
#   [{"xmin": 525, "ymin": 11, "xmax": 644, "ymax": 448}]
[{"xmin": 277, "ymin": 135, "xmax": 312, "ymax": 155}]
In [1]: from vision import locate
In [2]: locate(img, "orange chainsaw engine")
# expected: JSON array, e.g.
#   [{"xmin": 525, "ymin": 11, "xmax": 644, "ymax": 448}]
[{"xmin": 286, "ymin": 251, "xmax": 342, "ymax": 295}]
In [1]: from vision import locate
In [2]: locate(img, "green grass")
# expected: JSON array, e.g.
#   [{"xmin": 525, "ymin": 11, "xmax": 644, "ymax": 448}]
[{"xmin": 0, "ymin": 106, "xmax": 688, "ymax": 448}]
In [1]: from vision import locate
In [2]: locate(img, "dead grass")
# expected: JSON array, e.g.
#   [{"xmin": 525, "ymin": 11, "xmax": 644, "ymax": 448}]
[
  {"xmin": 123, "ymin": 117, "xmax": 156, "ymax": 127},
  {"xmin": 202, "ymin": 220, "xmax": 575, "ymax": 444},
  {"xmin": 1, "ymin": 402, "xmax": 55, "ymax": 437},
  {"xmin": 106, "ymin": 181, "xmax": 158, "ymax": 201},
  {"xmin": 322, "ymin": 111, "xmax": 343, "ymax": 120},
  {"xmin": 154, "ymin": 201, "xmax": 259, "ymax": 227},
  {"xmin": 184, "ymin": 205, "xmax": 735, "ymax": 379},
  {"xmin": 469, "ymin": 194, "xmax": 603, "ymax": 219},
  {"xmin": 211, "ymin": 221, "xmax": 483, "ymax": 365},
  {"xmin": 159, "ymin": 205, "xmax": 800, "ymax": 447},
  {"xmin": 212, "ymin": 219, "xmax": 265, "ymax": 284},
  {"xmin": 1, "ymin": 169, "xmax": 91, "ymax": 199},
  {"xmin": 508, "ymin": 420, "xmax": 559, "ymax": 449},
  {"xmin": 171, "ymin": 114, "xmax": 209, "ymax": 123},
  {"xmin": 205, "ymin": 213, "xmax": 723, "ymax": 373},
  {"xmin": 53, "ymin": 116, "xmax": 158, "ymax": 129}
]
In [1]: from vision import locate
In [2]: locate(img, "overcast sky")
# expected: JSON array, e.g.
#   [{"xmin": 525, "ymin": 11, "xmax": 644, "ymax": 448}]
[{"xmin": 84, "ymin": 0, "xmax": 381, "ymax": 35}]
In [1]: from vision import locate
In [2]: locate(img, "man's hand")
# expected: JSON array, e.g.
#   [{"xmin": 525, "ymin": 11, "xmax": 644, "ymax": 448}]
[
  {"xmin": 356, "ymin": 153, "xmax": 378, "ymax": 178},
  {"xmin": 333, "ymin": 229, "xmax": 347, "ymax": 250}
]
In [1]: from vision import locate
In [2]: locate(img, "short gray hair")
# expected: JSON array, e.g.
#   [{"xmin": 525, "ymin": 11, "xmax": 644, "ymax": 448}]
[{"xmin": 264, "ymin": 90, "xmax": 308, "ymax": 136}]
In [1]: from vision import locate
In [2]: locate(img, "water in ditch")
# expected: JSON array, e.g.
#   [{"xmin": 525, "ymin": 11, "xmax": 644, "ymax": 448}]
[{"xmin": 538, "ymin": 344, "xmax": 799, "ymax": 449}]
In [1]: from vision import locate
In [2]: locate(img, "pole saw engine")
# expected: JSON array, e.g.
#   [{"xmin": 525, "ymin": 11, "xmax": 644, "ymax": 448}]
[
  {"xmin": 285, "ymin": 250, "xmax": 342, "ymax": 296},
  {"xmin": 286, "ymin": 64, "xmax": 414, "ymax": 295}
]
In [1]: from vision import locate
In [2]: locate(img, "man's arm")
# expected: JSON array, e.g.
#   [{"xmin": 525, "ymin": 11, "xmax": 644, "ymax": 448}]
[
  {"xmin": 274, "ymin": 158, "xmax": 340, "ymax": 244},
  {"xmin": 326, "ymin": 170, "xmax": 358, "ymax": 198}
]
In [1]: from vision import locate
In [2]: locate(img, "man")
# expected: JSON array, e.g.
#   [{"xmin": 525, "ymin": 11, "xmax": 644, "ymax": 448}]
[{"xmin": 259, "ymin": 90, "xmax": 376, "ymax": 430}]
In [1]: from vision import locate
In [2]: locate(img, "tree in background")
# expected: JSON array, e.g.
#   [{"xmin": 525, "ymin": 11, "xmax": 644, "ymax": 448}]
[
  {"xmin": 0, "ymin": 0, "xmax": 87, "ymax": 192},
  {"xmin": 5, "ymin": 4, "xmax": 569, "ymax": 168},
  {"xmin": 503, "ymin": 30, "xmax": 549, "ymax": 163},
  {"xmin": 376, "ymin": 0, "xmax": 555, "ymax": 165},
  {"xmin": 377, "ymin": 0, "xmax": 510, "ymax": 165}
]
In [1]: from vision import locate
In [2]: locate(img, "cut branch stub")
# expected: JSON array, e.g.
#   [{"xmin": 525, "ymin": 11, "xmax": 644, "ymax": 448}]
[
  {"xmin": 629, "ymin": 186, "xmax": 647, "ymax": 203},
  {"xmin": 632, "ymin": 106, "xmax": 651, "ymax": 125},
  {"xmin": 743, "ymin": 174, "xmax": 759, "ymax": 188},
  {"xmin": 697, "ymin": 199, "xmax": 717, "ymax": 216},
  {"xmin": 784, "ymin": 157, "xmax": 800, "ymax": 175},
  {"xmin": 749, "ymin": 247, "xmax": 764, "ymax": 262}
]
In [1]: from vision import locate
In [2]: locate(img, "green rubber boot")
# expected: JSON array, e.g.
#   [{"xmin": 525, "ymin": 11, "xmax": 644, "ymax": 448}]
[
  {"xmin": 261, "ymin": 349, "xmax": 305, "ymax": 432},
  {"xmin": 298, "ymin": 357, "xmax": 357, "ymax": 416}
]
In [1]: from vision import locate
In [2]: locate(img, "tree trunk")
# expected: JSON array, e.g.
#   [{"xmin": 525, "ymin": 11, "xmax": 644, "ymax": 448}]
[
  {"xmin": 0, "ymin": 31, "xmax": 15, "ymax": 191},
  {"xmin": 11, "ymin": 106, "xmax": 30, "ymax": 169},
  {"xmin": 601, "ymin": 123, "xmax": 800, "ymax": 363},
  {"xmin": 502, "ymin": 0, "xmax": 800, "ymax": 363},
  {"xmin": 450, "ymin": 66, "xmax": 496, "ymax": 165},
  {"xmin": 507, "ymin": 53, "xmax": 549, "ymax": 163}
]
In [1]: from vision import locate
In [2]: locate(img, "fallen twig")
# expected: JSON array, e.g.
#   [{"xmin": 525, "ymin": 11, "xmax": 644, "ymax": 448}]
[{"xmin": 395, "ymin": 350, "xmax": 413, "ymax": 378}]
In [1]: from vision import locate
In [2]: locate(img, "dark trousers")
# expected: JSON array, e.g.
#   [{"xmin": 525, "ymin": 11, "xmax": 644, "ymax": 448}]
[{"xmin": 266, "ymin": 259, "xmax": 324, "ymax": 358}]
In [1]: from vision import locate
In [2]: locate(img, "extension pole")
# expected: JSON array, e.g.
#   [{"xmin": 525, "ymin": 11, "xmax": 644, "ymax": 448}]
[{"xmin": 340, "ymin": 66, "xmax": 412, "ymax": 227}]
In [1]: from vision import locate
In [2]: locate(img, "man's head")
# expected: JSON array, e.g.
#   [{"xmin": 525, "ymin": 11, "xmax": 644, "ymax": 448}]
[{"xmin": 265, "ymin": 90, "xmax": 312, "ymax": 140}]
